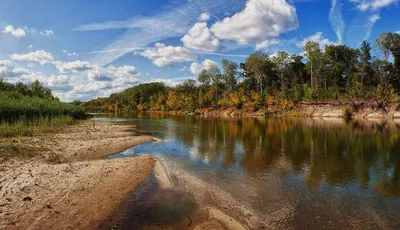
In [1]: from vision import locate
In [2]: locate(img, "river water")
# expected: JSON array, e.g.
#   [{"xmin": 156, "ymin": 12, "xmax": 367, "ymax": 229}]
[{"xmin": 96, "ymin": 113, "xmax": 400, "ymax": 229}]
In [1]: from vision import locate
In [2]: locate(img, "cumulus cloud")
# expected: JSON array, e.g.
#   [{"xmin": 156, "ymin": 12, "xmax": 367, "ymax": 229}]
[
  {"xmin": 198, "ymin": 13, "xmax": 211, "ymax": 21},
  {"xmin": 349, "ymin": 0, "xmax": 397, "ymax": 11},
  {"xmin": 10, "ymin": 50, "xmax": 54, "ymax": 65},
  {"xmin": 40, "ymin": 30, "xmax": 54, "ymax": 37},
  {"xmin": 2, "ymin": 25, "xmax": 26, "ymax": 38},
  {"xmin": 296, "ymin": 32, "xmax": 335, "ymax": 48},
  {"xmin": 181, "ymin": 22, "xmax": 222, "ymax": 52},
  {"xmin": 45, "ymin": 75, "xmax": 70, "ymax": 86},
  {"xmin": 141, "ymin": 43, "xmax": 197, "ymax": 67},
  {"xmin": 210, "ymin": 0, "xmax": 298, "ymax": 44},
  {"xmin": 87, "ymin": 65, "xmax": 139, "ymax": 82},
  {"xmin": 53, "ymin": 61, "xmax": 92, "ymax": 73},
  {"xmin": 190, "ymin": 59, "xmax": 218, "ymax": 75},
  {"xmin": 255, "ymin": 39, "xmax": 280, "ymax": 50},
  {"xmin": 0, "ymin": 60, "xmax": 38, "ymax": 79}
]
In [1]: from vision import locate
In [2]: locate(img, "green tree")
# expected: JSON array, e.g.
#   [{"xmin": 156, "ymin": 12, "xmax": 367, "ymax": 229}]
[
  {"xmin": 29, "ymin": 80, "xmax": 53, "ymax": 99},
  {"xmin": 325, "ymin": 44, "xmax": 360, "ymax": 92},
  {"xmin": 198, "ymin": 64, "xmax": 221, "ymax": 103},
  {"xmin": 221, "ymin": 59, "xmax": 239, "ymax": 90},
  {"xmin": 272, "ymin": 51, "xmax": 292, "ymax": 95},
  {"xmin": 304, "ymin": 41, "xmax": 323, "ymax": 90},
  {"xmin": 244, "ymin": 51, "xmax": 277, "ymax": 98},
  {"xmin": 375, "ymin": 32, "xmax": 400, "ymax": 91},
  {"xmin": 357, "ymin": 41, "xmax": 374, "ymax": 85}
]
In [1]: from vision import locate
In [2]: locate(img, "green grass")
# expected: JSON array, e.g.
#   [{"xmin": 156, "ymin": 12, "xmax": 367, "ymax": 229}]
[
  {"xmin": 0, "ymin": 92, "xmax": 86, "ymax": 122},
  {"xmin": 0, "ymin": 115, "xmax": 75, "ymax": 137}
]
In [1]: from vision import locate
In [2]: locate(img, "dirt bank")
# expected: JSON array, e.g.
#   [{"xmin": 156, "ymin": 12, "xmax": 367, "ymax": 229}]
[
  {"xmin": 192, "ymin": 102, "xmax": 400, "ymax": 119},
  {"xmin": 0, "ymin": 121, "xmax": 155, "ymax": 230}
]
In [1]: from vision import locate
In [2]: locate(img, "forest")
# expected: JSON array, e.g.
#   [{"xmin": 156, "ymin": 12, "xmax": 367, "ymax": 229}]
[{"xmin": 81, "ymin": 32, "xmax": 399, "ymax": 113}]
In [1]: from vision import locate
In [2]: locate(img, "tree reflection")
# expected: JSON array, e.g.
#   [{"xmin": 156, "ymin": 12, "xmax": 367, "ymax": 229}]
[{"xmin": 168, "ymin": 116, "xmax": 400, "ymax": 198}]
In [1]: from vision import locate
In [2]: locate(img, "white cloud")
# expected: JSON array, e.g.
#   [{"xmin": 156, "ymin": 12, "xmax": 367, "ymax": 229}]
[
  {"xmin": 141, "ymin": 43, "xmax": 197, "ymax": 67},
  {"xmin": 28, "ymin": 44, "xmax": 33, "ymax": 49},
  {"xmin": 296, "ymin": 32, "xmax": 335, "ymax": 48},
  {"xmin": 255, "ymin": 39, "xmax": 280, "ymax": 50},
  {"xmin": 10, "ymin": 50, "xmax": 54, "ymax": 65},
  {"xmin": 53, "ymin": 60, "xmax": 92, "ymax": 73},
  {"xmin": 87, "ymin": 65, "xmax": 139, "ymax": 82},
  {"xmin": 40, "ymin": 30, "xmax": 54, "ymax": 37},
  {"xmin": 0, "ymin": 60, "xmax": 36, "ymax": 79},
  {"xmin": 45, "ymin": 75, "xmax": 70, "ymax": 86},
  {"xmin": 198, "ymin": 13, "xmax": 211, "ymax": 21},
  {"xmin": 210, "ymin": 0, "xmax": 298, "ymax": 44},
  {"xmin": 74, "ymin": 0, "xmax": 244, "ymax": 67},
  {"xmin": 181, "ymin": 22, "xmax": 222, "ymax": 52},
  {"xmin": 369, "ymin": 14, "xmax": 380, "ymax": 23},
  {"xmin": 62, "ymin": 50, "xmax": 79, "ymax": 57},
  {"xmin": 349, "ymin": 0, "xmax": 397, "ymax": 11},
  {"xmin": 190, "ymin": 59, "xmax": 218, "ymax": 75},
  {"xmin": 2, "ymin": 25, "xmax": 26, "ymax": 38}
]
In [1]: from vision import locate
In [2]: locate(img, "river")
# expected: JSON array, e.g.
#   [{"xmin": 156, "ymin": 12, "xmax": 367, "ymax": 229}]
[{"xmin": 95, "ymin": 113, "xmax": 400, "ymax": 229}]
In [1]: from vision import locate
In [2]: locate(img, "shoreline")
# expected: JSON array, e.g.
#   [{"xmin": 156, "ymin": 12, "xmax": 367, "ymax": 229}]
[
  {"xmin": 98, "ymin": 102, "xmax": 400, "ymax": 119},
  {"xmin": 0, "ymin": 120, "xmax": 243, "ymax": 230}
]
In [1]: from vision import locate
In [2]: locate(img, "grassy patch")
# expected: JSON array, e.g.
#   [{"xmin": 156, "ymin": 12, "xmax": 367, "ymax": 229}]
[
  {"xmin": 0, "ymin": 115, "xmax": 75, "ymax": 138},
  {"xmin": 0, "ymin": 91, "xmax": 86, "ymax": 122}
]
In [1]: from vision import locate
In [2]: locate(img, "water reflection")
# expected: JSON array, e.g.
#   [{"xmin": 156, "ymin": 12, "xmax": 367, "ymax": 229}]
[{"xmin": 103, "ymin": 113, "xmax": 400, "ymax": 198}]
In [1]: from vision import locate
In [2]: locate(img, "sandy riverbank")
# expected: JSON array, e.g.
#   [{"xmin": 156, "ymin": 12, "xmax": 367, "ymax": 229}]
[
  {"xmin": 0, "ymin": 121, "xmax": 155, "ymax": 230},
  {"xmin": 0, "ymin": 120, "xmax": 240, "ymax": 230}
]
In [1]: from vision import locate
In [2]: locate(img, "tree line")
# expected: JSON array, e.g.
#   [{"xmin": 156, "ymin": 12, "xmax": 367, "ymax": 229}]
[{"xmin": 83, "ymin": 32, "xmax": 400, "ymax": 113}]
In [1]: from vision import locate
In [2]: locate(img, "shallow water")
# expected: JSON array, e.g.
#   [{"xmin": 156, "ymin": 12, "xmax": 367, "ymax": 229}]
[{"xmin": 98, "ymin": 113, "xmax": 400, "ymax": 229}]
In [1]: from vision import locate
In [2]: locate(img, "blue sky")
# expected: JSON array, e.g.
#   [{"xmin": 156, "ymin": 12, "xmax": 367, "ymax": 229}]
[{"xmin": 0, "ymin": 0, "xmax": 399, "ymax": 101}]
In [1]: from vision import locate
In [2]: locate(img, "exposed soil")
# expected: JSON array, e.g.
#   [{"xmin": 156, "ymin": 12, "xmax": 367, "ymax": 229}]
[{"xmin": 192, "ymin": 102, "xmax": 400, "ymax": 119}]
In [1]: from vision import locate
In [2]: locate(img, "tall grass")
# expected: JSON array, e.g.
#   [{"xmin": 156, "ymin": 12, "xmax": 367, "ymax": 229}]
[
  {"xmin": 0, "ymin": 92, "xmax": 85, "ymax": 137},
  {"xmin": 0, "ymin": 115, "xmax": 75, "ymax": 137},
  {"xmin": 0, "ymin": 92, "xmax": 86, "ymax": 122}
]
